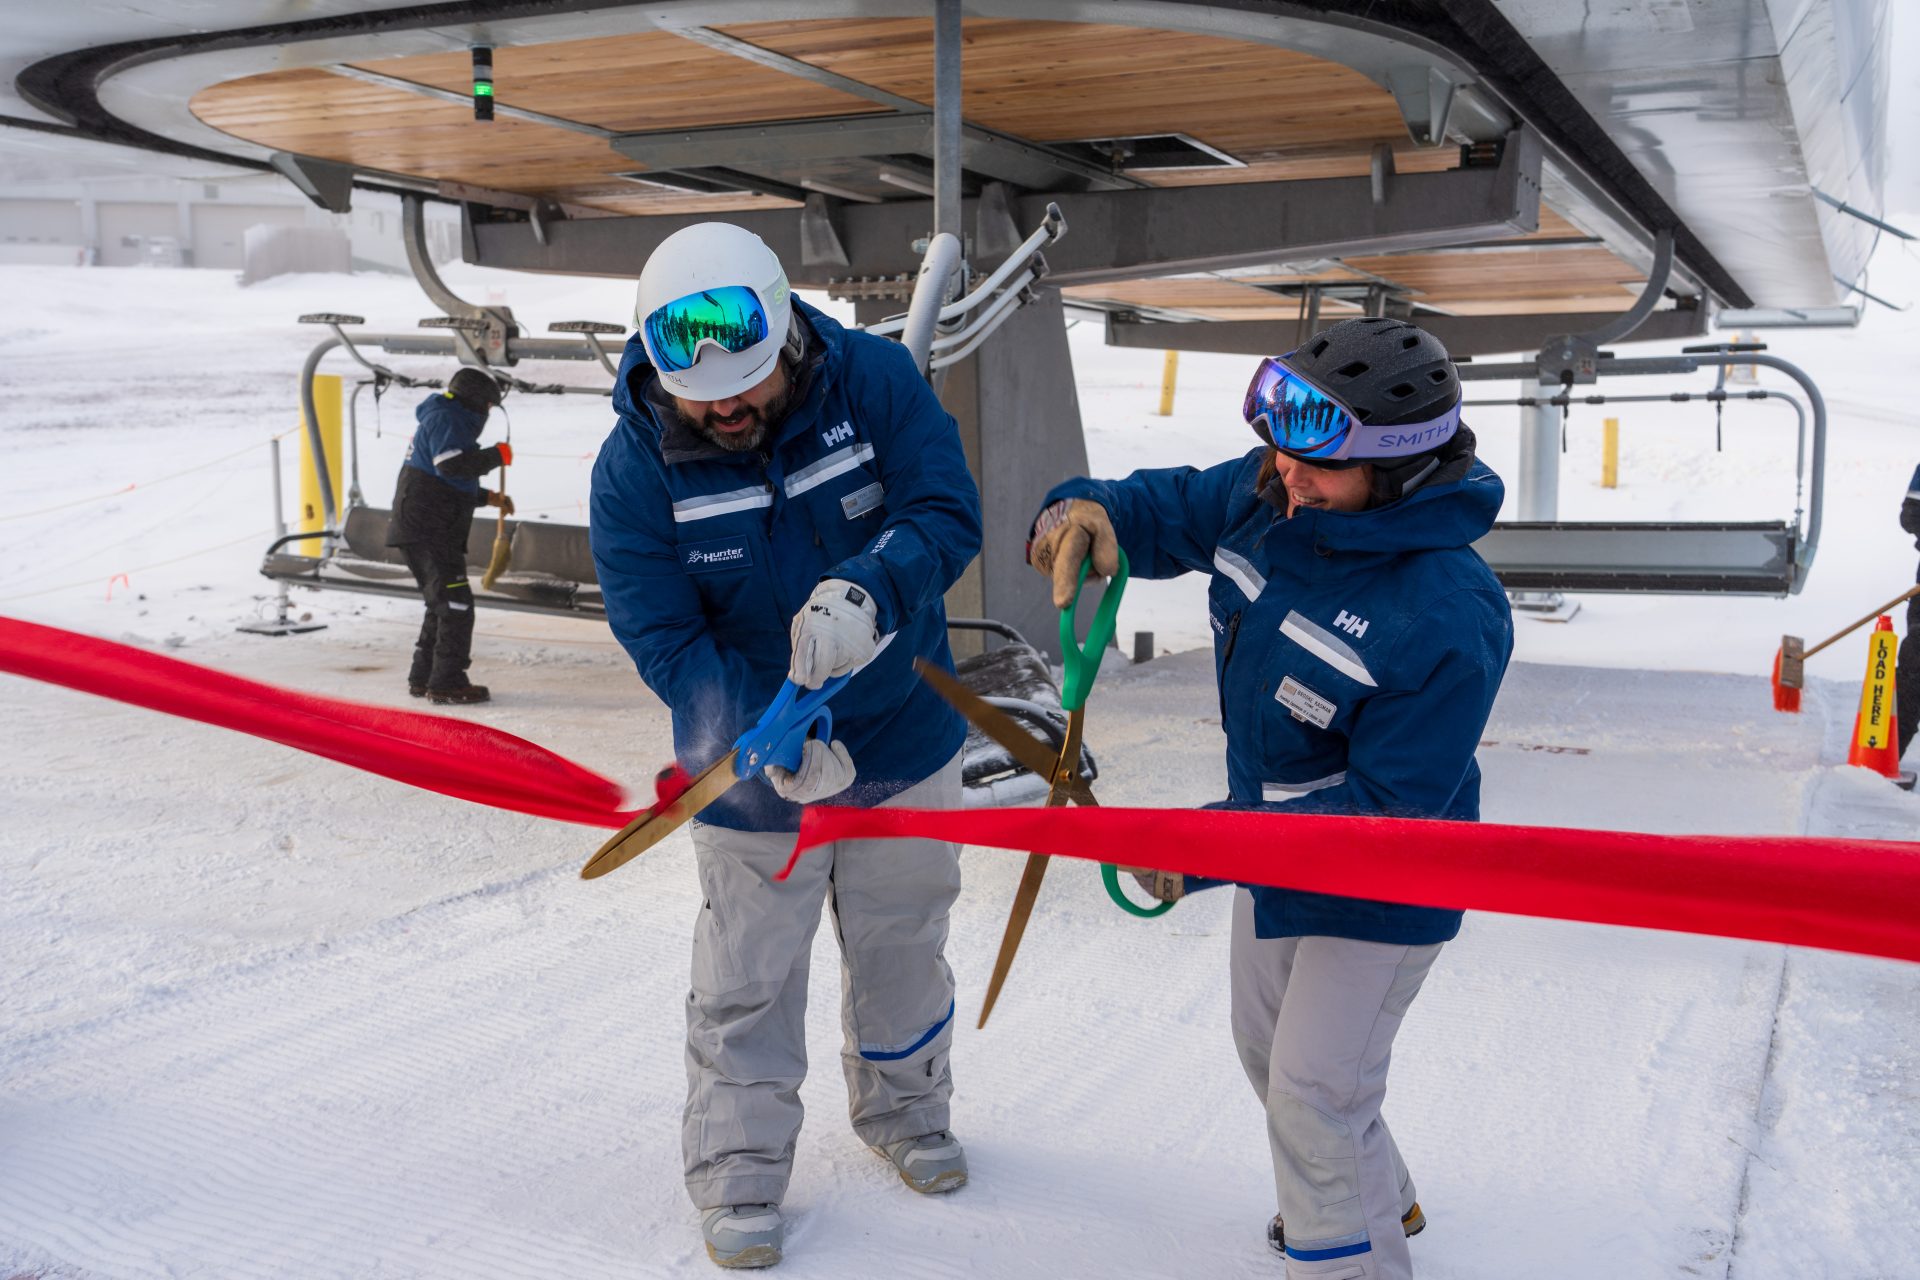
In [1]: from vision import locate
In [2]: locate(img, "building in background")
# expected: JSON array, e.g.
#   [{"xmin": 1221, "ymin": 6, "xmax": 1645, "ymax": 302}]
[{"xmin": 0, "ymin": 170, "xmax": 458, "ymax": 274}]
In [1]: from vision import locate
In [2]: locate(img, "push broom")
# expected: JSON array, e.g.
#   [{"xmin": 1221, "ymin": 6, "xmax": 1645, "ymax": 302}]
[
  {"xmin": 480, "ymin": 424, "xmax": 512, "ymax": 591},
  {"xmin": 1773, "ymin": 584, "xmax": 1920, "ymax": 711}
]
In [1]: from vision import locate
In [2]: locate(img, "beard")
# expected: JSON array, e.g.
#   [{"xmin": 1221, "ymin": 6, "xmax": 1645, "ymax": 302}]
[{"xmin": 676, "ymin": 370, "xmax": 795, "ymax": 454}]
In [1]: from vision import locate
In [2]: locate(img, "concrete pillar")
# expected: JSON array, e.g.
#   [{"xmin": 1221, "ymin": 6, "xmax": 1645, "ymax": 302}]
[
  {"xmin": 177, "ymin": 198, "xmax": 195, "ymax": 266},
  {"xmin": 936, "ymin": 288, "xmax": 1096, "ymax": 661},
  {"xmin": 78, "ymin": 194, "xmax": 98, "ymax": 265}
]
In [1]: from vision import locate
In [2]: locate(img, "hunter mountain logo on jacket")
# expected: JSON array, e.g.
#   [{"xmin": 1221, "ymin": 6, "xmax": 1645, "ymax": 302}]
[{"xmin": 681, "ymin": 536, "xmax": 752, "ymax": 572}]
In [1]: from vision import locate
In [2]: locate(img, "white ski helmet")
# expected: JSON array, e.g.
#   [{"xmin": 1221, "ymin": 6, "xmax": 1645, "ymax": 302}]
[{"xmin": 634, "ymin": 222, "xmax": 792, "ymax": 402}]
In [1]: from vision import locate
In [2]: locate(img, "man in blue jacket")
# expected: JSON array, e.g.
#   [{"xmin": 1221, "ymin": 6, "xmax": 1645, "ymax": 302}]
[
  {"xmin": 1029, "ymin": 319, "xmax": 1513, "ymax": 1278},
  {"xmin": 589, "ymin": 223, "xmax": 982, "ymax": 1269},
  {"xmin": 387, "ymin": 367, "xmax": 512, "ymax": 705}
]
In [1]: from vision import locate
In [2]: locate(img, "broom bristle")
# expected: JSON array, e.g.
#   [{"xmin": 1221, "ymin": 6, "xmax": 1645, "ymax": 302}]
[
  {"xmin": 480, "ymin": 532, "xmax": 511, "ymax": 591},
  {"xmin": 1771, "ymin": 647, "xmax": 1802, "ymax": 713}
]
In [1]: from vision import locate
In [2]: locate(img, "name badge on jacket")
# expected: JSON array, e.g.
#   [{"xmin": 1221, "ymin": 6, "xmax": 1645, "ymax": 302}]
[
  {"xmin": 1275, "ymin": 675, "xmax": 1336, "ymax": 728},
  {"xmin": 841, "ymin": 481, "xmax": 885, "ymax": 520}
]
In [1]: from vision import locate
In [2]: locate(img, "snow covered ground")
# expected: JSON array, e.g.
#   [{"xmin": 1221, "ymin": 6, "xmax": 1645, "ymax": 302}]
[{"xmin": 2, "ymin": 238, "xmax": 1919, "ymax": 1279}]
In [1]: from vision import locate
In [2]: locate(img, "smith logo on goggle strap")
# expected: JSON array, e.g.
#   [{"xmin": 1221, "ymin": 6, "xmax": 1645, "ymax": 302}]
[
  {"xmin": 644, "ymin": 280, "xmax": 785, "ymax": 374},
  {"xmin": 1243, "ymin": 354, "xmax": 1459, "ymax": 464}
]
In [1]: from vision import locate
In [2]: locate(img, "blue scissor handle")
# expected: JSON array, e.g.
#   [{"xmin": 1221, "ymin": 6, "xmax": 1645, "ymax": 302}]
[{"xmin": 733, "ymin": 674, "xmax": 850, "ymax": 778}]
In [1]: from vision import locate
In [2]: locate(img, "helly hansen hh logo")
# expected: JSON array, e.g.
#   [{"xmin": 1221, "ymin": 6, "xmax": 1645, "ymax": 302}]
[
  {"xmin": 822, "ymin": 421, "xmax": 854, "ymax": 448},
  {"xmin": 1334, "ymin": 610, "xmax": 1369, "ymax": 639}
]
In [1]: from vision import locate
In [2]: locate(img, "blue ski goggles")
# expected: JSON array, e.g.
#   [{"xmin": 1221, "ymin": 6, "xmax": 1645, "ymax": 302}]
[
  {"xmin": 1242, "ymin": 354, "xmax": 1460, "ymax": 465},
  {"xmin": 642, "ymin": 284, "xmax": 773, "ymax": 374}
]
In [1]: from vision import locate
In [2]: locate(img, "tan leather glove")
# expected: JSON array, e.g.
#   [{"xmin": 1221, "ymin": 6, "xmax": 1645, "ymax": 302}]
[
  {"xmin": 1028, "ymin": 498, "xmax": 1120, "ymax": 609},
  {"xmin": 484, "ymin": 491, "xmax": 515, "ymax": 515},
  {"xmin": 1123, "ymin": 867, "xmax": 1186, "ymax": 903}
]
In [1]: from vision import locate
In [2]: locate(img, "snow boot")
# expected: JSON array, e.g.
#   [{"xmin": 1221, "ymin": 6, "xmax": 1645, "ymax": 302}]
[
  {"xmin": 408, "ymin": 683, "xmax": 428, "ymax": 698},
  {"xmin": 702, "ymin": 1204, "xmax": 782, "ymax": 1269},
  {"xmin": 1267, "ymin": 1203, "xmax": 1424, "ymax": 1256},
  {"xmin": 427, "ymin": 684, "xmax": 490, "ymax": 706},
  {"xmin": 875, "ymin": 1130, "xmax": 968, "ymax": 1194}
]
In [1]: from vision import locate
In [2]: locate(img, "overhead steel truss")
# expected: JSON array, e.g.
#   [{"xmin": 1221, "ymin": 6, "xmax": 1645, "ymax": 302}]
[{"xmin": 469, "ymin": 128, "xmax": 1543, "ymax": 287}]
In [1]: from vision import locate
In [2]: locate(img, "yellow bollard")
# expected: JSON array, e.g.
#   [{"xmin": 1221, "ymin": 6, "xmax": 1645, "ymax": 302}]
[
  {"xmin": 1156, "ymin": 349, "xmax": 1179, "ymax": 416},
  {"xmin": 1601, "ymin": 415, "xmax": 1619, "ymax": 489},
  {"xmin": 297, "ymin": 373, "xmax": 344, "ymax": 541}
]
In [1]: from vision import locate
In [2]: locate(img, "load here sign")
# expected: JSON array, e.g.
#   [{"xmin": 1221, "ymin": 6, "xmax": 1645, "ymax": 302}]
[{"xmin": 1857, "ymin": 630, "xmax": 1895, "ymax": 749}]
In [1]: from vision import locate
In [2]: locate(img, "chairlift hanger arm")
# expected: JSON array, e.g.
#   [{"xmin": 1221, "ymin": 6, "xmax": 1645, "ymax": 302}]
[{"xmin": 868, "ymin": 203, "xmax": 1067, "ymax": 338}]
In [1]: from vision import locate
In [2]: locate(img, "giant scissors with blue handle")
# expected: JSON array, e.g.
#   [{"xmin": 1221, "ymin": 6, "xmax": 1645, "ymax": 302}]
[{"xmin": 581, "ymin": 673, "xmax": 851, "ymax": 880}]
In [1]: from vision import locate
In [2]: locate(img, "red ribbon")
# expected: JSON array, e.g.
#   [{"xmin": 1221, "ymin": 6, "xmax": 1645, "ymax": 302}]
[
  {"xmin": 0, "ymin": 616, "xmax": 635, "ymax": 829},
  {"xmin": 783, "ymin": 805, "xmax": 1920, "ymax": 964},
  {"xmin": 12, "ymin": 614, "xmax": 1919, "ymax": 965}
]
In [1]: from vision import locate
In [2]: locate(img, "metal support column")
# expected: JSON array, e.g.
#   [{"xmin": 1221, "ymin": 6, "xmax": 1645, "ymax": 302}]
[
  {"xmin": 932, "ymin": 0, "xmax": 963, "ymax": 248},
  {"xmin": 1511, "ymin": 379, "xmax": 1569, "ymax": 615},
  {"xmin": 237, "ymin": 435, "xmax": 325, "ymax": 636},
  {"xmin": 1518, "ymin": 380, "xmax": 1562, "ymax": 522}
]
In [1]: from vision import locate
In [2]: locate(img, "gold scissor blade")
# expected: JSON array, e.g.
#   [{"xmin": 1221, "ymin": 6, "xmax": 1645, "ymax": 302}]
[
  {"xmin": 581, "ymin": 752, "xmax": 740, "ymax": 880},
  {"xmin": 914, "ymin": 659, "xmax": 1094, "ymax": 803},
  {"xmin": 977, "ymin": 851, "xmax": 1051, "ymax": 1028}
]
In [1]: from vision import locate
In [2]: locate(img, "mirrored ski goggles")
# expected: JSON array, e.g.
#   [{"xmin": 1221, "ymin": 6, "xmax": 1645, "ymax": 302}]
[
  {"xmin": 1242, "ymin": 354, "xmax": 1461, "ymax": 465},
  {"xmin": 642, "ymin": 285, "xmax": 773, "ymax": 374}
]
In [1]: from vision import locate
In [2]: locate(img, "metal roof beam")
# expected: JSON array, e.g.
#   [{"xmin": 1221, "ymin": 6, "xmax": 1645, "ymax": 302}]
[
  {"xmin": 1102, "ymin": 302, "xmax": 1708, "ymax": 361},
  {"xmin": 474, "ymin": 127, "xmax": 1542, "ymax": 288}
]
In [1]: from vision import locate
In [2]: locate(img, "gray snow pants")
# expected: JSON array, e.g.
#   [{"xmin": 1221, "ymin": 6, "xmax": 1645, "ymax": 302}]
[
  {"xmin": 683, "ymin": 751, "xmax": 963, "ymax": 1210},
  {"xmin": 1229, "ymin": 890, "xmax": 1441, "ymax": 1280}
]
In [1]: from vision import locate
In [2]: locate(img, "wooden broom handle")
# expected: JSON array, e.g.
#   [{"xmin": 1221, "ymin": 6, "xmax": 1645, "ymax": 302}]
[{"xmin": 1802, "ymin": 584, "xmax": 1920, "ymax": 660}]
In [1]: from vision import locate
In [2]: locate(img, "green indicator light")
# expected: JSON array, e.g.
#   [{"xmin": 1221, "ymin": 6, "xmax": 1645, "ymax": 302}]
[{"xmin": 474, "ymin": 83, "xmax": 494, "ymax": 96}]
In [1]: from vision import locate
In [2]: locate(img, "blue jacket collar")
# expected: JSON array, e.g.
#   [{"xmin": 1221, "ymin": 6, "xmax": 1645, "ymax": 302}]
[{"xmin": 1252, "ymin": 450, "xmax": 1503, "ymax": 577}]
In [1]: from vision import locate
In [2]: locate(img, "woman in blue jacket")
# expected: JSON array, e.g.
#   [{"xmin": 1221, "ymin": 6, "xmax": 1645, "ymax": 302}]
[{"xmin": 1029, "ymin": 318, "xmax": 1513, "ymax": 1279}]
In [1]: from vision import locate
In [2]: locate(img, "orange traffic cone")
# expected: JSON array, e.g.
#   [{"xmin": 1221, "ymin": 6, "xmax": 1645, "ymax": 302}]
[{"xmin": 1847, "ymin": 615, "xmax": 1902, "ymax": 779}]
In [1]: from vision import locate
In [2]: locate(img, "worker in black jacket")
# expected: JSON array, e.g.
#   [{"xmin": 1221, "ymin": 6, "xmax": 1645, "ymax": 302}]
[
  {"xmin": 387, "ymin": 367, "xmax": 513, "ymax": 705},
  {"xmin": 1900, "ymin": 462, "xmax": 1920, "ymax": 763}
]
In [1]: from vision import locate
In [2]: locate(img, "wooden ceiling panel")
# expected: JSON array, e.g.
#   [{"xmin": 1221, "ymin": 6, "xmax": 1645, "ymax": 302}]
[
  {"xmin": 1340, "ymin": 247, "xmax": 1642, "ymax": 309},
  {"xmin": 187, "ymin": 16, "xmax": 1641, "ymax": 312},
  {"xmin": 341, "ymin": 33, "xmax": 882, "ymax": 133},
  {"xmin": 192, "ymin": 68, "xmax": 633, "ymax": 193},
  {"xmin": 719, "ymin": 19, "xmax": 1421, "ymax": 161}
]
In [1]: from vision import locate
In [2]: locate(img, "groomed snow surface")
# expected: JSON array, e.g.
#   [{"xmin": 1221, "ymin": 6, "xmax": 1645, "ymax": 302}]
[{"xmin": 3, "ymin": 243, "xmax": 1919, "ymax": 1279}]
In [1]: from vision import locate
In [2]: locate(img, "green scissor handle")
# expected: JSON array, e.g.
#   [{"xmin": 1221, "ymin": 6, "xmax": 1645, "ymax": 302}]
[
  {"xmin": 1102, "ymin": 862, "xmax": 1175, "ymax": 918},
  {"xmin": 1059, "ymin": 547, "xmax": 1130, "ymax": 713},
  {"xmin": 1054, "ymin": 548, "xmax": 1175, "ymax": 919}
]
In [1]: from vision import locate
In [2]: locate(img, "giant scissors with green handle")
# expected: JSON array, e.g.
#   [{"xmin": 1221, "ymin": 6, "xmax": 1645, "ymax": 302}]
[{"xmin": 915, "ymin": 548, "xmax": 1171, "ymax": 1028}]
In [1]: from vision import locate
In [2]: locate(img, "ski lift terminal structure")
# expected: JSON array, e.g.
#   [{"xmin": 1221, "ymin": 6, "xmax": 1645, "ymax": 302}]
[{"xmin": 4, "ymin": 0, "xmax": 1893, "ymax": 647}]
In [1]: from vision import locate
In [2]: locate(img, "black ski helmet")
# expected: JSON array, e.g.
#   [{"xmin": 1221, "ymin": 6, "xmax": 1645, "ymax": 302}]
[
  {"xmin": 1281, "ymin": 317, "xmax": 1460, "ymax": 431},
  {"xmin": 447, "ymin": 366, "xmax": 505, "ymax": 413}
]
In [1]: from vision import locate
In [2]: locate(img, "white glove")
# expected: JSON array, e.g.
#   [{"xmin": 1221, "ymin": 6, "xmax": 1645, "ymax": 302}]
[
  {"xmin": 788, "ymin": 578, "xmax": 879, "ymax": 690},
  {"xmin": 764, "ymin": 737, "xmax": 857, "ymax": 804}
]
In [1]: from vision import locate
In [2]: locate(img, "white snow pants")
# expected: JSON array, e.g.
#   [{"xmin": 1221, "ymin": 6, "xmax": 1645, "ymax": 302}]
[
  {"xmin": 682, "ymin": 752, "xmax": 963, "ymax": 1210},
  {"xmin": 1229, "ymin": 890, "xmax": 1442, "ymax": 1280}
]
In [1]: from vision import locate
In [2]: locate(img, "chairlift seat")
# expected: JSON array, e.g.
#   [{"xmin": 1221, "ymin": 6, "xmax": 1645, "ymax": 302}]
[
  {"xmin": 262, "ymin": 504, "xmax": 603, "ymax": 614},
  {"xmin": 1475, "ymin": 520, "xmax": 1798, "ymax": 594}
]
